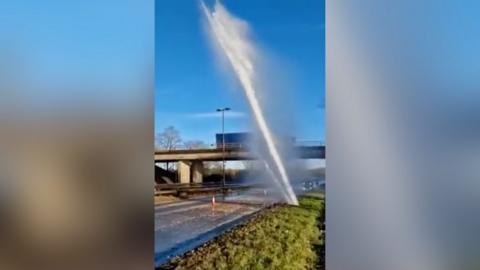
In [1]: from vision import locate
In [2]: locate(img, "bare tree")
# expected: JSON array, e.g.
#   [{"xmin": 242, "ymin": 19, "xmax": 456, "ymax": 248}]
[
  {"xmin": 183, "ymin": 140, "xmax": 207, "ymax": 149},
  {"xmin": 156, "ymin": 126, "xmax": 182, "ymax": 171},
  {"xmin": 156, "ymin": 126, "xmax": 182, "ymax": 150}
]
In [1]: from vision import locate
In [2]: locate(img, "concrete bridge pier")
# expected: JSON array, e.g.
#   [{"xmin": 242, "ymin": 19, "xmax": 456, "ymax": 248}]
[
  {"xmin": 178, "ymin": 161, "xmax": 191, "ymax": 184},
  {"xmin": 191, "ymin": 161, "xmax": 204, "ymax": 183},
  {"xmin": 178, "ymin": 160, "xmax": 204, "ymax": 183}
]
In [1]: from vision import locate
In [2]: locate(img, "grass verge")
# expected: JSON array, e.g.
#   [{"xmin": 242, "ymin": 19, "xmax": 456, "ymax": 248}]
[{"xmin": 159, "ymin": 192, "xmax": 325, "ymax": 270}]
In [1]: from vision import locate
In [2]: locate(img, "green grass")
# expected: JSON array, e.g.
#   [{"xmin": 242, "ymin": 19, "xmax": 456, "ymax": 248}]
[{"xmin": 162, "ymin": 192, "xmax": 325, "ymax": 270}]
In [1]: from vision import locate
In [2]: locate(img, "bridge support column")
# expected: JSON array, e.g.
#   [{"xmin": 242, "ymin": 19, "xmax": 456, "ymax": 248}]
[
  {"xmin": 178, "ymin": 161, "xmax": 191, "ymax": 184},
  {"xmin": 191, "ymin": 161, "xmax": 204, "ymax": 183}
]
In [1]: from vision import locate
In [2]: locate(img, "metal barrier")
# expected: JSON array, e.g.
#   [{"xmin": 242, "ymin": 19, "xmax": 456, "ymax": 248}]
[
  {"xmin": 295, "ymin": 140, "xmax": 325, "ymax": 146},
  {"xmin": 154, "ymin": 182, "xmax": 251, "ymax": 196},
  {"xmin": 156, "ymin": 140, "xmax": 324, "ymax": 152}
]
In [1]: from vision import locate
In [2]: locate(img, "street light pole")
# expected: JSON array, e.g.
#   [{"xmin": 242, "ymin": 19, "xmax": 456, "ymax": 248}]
[{"xmin": 216, "ymin": 107, "xmax": 230, "ymax": 191}]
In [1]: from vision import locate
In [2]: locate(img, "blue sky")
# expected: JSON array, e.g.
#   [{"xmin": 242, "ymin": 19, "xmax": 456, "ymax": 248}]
[
  {"xmin": 1, "ymin": 0, "xmax": 152, "ymax": 109},
  {"xmin": 156, "ymin": 0, "xmax": 325, "ymax": 144}
]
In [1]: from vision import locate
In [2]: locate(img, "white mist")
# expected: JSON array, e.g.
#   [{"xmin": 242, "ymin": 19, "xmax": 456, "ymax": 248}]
[{"xmin": 201, "ymin": 1, "xmax": 298, "ymax": 205}]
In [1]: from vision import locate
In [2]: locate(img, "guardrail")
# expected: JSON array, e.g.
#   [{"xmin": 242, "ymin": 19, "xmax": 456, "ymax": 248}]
[{"xmin": 154, "ymin": 182, "xmax": 252, "ymax": 196}]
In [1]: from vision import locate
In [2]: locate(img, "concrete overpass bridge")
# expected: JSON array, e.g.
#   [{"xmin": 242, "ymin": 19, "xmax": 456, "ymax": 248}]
[{"xmin": 154, "ymin": 142, "xmax": 325, "ymax": 184}]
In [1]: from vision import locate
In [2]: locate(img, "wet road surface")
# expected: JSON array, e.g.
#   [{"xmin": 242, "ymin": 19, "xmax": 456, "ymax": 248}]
[
  {"xmin": 154, "ymin": 180, "xmax": 324, "ymax": 267},
  {"xmin": 154, "ymin": 190, "xmax": 278, "ymax": 266}
]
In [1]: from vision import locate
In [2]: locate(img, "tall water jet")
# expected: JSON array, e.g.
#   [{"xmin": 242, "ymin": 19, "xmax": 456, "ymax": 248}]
[{"xmin": 201, "ymin": 1, "xmax": 298, "ymax": 205}]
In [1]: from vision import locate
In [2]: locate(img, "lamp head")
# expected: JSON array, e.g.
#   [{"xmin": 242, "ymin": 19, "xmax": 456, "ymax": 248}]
[{"xmin": 216, "ymin": 107, "xmax": 231, "ymax": 112}]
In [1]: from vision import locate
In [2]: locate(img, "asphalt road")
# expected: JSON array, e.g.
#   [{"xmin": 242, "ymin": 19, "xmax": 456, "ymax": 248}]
[
  {"xmin": 154, "ymin": 180, "xmax": 324, "ymax": 267},
  {"xmin": 154, "ymin": 190, "xmax": 275, "ymax": 267}
]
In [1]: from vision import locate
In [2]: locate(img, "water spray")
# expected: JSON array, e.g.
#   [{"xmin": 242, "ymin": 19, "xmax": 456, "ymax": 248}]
[{"xmin": 201, "ymin": 1, "xmax": 298, "ymax": 205}]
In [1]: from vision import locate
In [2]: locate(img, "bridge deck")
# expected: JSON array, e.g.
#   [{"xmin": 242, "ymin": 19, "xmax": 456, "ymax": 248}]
[{"xmin": 154, "ymin": 145, "xmax": 325, "ymax": 162}]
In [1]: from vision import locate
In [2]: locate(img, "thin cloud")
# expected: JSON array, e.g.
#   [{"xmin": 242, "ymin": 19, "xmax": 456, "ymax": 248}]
[{"xmin": 188, "ymin": 111, "xmax": 246, "ymax": 119}]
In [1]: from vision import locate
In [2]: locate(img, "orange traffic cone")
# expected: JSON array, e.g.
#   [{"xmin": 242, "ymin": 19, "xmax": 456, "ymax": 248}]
[{"xmin": 210, "ymin": 195, "xmax": 216, "ymax": 216}]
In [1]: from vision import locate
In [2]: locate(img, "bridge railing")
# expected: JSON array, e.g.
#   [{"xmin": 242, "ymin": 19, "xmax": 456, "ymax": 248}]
[
  {"xmin": 155, "ymin": 140, "xmax": 324, "ymax": 152},
  {"xmin": 155, "ymin": 143, "xmax": 249, "ymax": 152},
  {"xmin": 295, "ymin": 140, "xmax": 325, "ymax": 146},
  {"xmin": 215, "ymin": 142, "xmax": 250, "ymax": 149}
]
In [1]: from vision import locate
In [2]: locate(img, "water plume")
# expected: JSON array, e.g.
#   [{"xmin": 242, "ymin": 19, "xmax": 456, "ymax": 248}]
[{"xmin": 201, "ymin": 0, "xmax": 298, "ymax": 205}]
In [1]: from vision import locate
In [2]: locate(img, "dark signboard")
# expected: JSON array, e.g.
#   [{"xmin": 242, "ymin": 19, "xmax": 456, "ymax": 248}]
[{"xmin": 215, "ymin": 132, "xmax": 252, "ymax": 148}]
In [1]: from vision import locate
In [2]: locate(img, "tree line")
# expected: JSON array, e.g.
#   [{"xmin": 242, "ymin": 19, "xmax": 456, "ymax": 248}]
[
  {"xmin": 155, "ymin": 126, "xmax": 222, "ymax": 171},
  {"xmin": 155, "ymin": 126, "xmax": 209, "ymax": 150}
]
